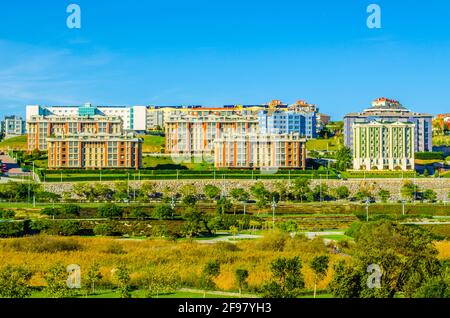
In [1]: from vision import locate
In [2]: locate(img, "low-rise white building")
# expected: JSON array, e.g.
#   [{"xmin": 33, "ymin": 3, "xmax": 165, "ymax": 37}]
[{"xmin": 26, "ymin": 103, "xmax": 147, "ymax": 133}]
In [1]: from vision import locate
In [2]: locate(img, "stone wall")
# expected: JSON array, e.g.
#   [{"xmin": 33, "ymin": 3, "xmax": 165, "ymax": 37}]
[{"xmin": 43, "ymin": 178, "xmax": 450, "ymax": 201}]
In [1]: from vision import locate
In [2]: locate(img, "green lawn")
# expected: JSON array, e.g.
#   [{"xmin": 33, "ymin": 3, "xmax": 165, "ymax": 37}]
[
  {"xmin": 142, "ymin": 155, "xmax": 214, "ymax": 170},
  {"xmin": 30, "ymin": 289, "xmax": 234, "ymax": 299},
  {"xmin": 307, "ymin": 137, "xmax": 342, "ymax": 152},
  {"xmin": 0, "ymin": 135, "xmax": 27, "ymax": 151},
  {"xmin": 139, "ymin": 135, "xmax": 165, "ymax": 153}
]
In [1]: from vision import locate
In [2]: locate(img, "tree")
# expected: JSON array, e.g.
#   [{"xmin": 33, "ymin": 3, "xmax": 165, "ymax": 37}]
[
  {"xmin": 330, "ymin": 221, "xmax": 443, "ymax": 298},
  {"xmin": 200, "ymin": 260, "xmax": 221, "ymax": 297},
  {"xmin": 216, "ymin": 197, "xmax": 233, "ymax": 215},
  {"xmin": 262, "ymin": 256, "xmax": 305, "ymax": 298},
  {"xmin": 292, "ymin": 178, "xmax": 311, "ymax": 203},
  {"xmin": 182, "ymin": 194, "xmax": 198, "ymax": 207},
  {"xmin": 139, "ymin": 182, "xmax": 156, "ymax": 202},
  {"xmin": 309, "ymin": 255, "xmax": 329, "ymax": 298},
  {"xmin": 114, "ymin": 182, "xmax": 130, "ymax": 202},
  {"xmin": 45, "ymin": 263, "xmax": 72, "ymax": 298},
  {"xmin": 203, "ymin": 185, "xmax": 221, "ymax": 201},
  {"xmin": 114, "ymin": 265, "xmax": 132, "ymax": 298},
  {"xmin": 335, "ymin": 186, "xmax": 350, "ymax": 200},
  {"xmin": 73, "ymin": 183, "xmax": 94, "ymax": 202},
  {"xmin": 130, "ymin": 207, "xmax": 149, "ymax": 220},
  {"xmin": 93, "ymin": 184, "xmax": 115, "ymax": 202},
  {"xmin": 378, "ymin": 189, "xmax": 391, "ymax": 203},
  {"xmin": 414, "ymin": 277, "xmax": 450, "ymax": 298},
  {"xmin": 335, "ymin": 147, "xmax": 352, "ymax": 171},
  {"xmin": 84, "ymin": 263, "xmax": 102, "ymax": 296},
  {"xmin": 401, "ymin": 181, "xmax": 420, "ymax": 201},
  {"xmin": 250, "ymin": 182, "xmax": 270, "ymax": 201},
  {"xmin": 0, "ymin": 265, "xmax": 32, "ymax": 298},
  {"xmin": 60, "ymin": 204, "xmax": 81, "ymax": 218},
  {"xmin": 97, "ymin": 203, "xmax": 124, "ymax": 219},
  {"xmin": 41, "ymin": 207, "xmax": 61, "ymax": 219},
  {"xmin": 152, "ymin": 204, "xmax": 174, "ymax": 220},
  {"xmin": 145, "ymin": 269, "xmax": 180, "ymax": 298},
  {"xmin": 179, "ymin": 184, "xmax": 197, "ymax": 197},
  {"xmin": 182, "ymin": 208, "xmax": 212, "ymax": 238},
  {"xmin": 235, "ymin": 269, "xmax": 249, "ymax": 297},
  {"xmin": 229, "ymin": 188, "xmax": 250, "ymax": 202},
  {"xmin": 329, "ymin": 260, "xmax": 363, "ymax": 298},
  {"xmin": 423, "ymin": 189, "xmax": 437, "ymax": 203}
]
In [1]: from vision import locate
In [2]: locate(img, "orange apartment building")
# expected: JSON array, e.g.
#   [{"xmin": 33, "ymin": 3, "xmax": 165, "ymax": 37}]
[
  {"xmin": 214, "ymin": 133, "xmax": 307, "ymax": 169},
  {"xmin": 27, "ymin": 115, "xmax": 142, "ymax": 169}
]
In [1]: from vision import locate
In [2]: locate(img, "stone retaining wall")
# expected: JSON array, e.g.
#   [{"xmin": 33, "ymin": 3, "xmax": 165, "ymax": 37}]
[{"xmin": 43, "ymin": 178, "xmax": 450, "ymax": 201}]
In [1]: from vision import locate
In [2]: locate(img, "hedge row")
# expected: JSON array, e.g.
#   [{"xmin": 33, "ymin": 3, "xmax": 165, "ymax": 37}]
[{"xmin": 415, "ymin": 152, "xmax": 444, "ymax": 160}]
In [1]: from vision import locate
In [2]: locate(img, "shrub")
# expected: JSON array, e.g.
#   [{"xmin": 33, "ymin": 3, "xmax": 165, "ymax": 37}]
[
  {"xmin": 58, "ymin": 220, "xmax": 81, "ymax": 236},
  {"xmin": 415, "ymin": 152, "xmax": 443, "ymax": 160},
  {"xmin": 102, "ymin": 242, "xmax": 127, "ymax": 255},
  {"xmin": 257, "ymin": 230, "xmax": 288, "ymax": 251},
  {"xmin": 8, "ymin": 236, "xmax": 82, "ymax": 253},
  {"xmin": 97, "ymin": 204, "xmax": 124, "ymax": 219},
  {"xmin": 0, "ymin": 210, "xmax": 16, "ymax": 219},
  {"xmin": 93, "ymin": 224, "xmax": 114, "ymax": 236},
  {"xmin": 0, "ymin": 221, "xmax": 24, "ymax": 238}
]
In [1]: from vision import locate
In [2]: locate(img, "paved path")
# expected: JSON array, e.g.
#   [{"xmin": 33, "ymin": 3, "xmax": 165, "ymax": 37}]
[
  {"xmin": 196, "ymin": 234, "xmax": 262, "ymax": 244},
  {"xmin": 179, "ymin": 288, "xmax": 257, "ymax": 298}
]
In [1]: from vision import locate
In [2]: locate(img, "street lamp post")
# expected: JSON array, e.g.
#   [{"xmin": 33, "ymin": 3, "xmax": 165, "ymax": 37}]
[
  {"xmin": 171, "ymin": 196, "xmax": 176, "ymax": 219},
  {"xmin": 365, "ymin": 198, "xmax": 370, "ymax": 222},
  {"xmin": 402, "ymin": 200, "xmax": 406, "ymax": 216},
  {"xmin": 271, "ymin": 198, "xmax": 277, "ymax": 230}
]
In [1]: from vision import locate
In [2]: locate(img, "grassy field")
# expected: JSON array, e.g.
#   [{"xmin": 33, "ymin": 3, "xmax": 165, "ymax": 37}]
[
  {"xmin": 139, "ymin": 135, "xmax": 165, "ymax": 153},
  {"xmin": 142, "ymin": 155, "xmax": 214, "ymax": 170},
  {"xmin": 0, "ymin": 135, "xmax": 27, "ymax": 151},
  {"xmin": 0, "ymin": 235, "xmax": 341, "ymax": 294},
  {"xmin": 306, "ymin": 137, "xmax": 342, "ymax": 152}
]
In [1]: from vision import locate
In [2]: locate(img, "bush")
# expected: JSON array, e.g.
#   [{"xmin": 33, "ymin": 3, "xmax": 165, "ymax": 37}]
[
  {"xmin": 257, "ymin": 230, "xmax": 288, "ymax": 251},
  {"xmin": 0, "ymin": 221, "xmax": 24, "ymax": 238},
  {"xmin": 93, "ymin": 224, "xmax": 115, "ymax": 236},
  {"xmin": 415, "ymin": 152, "xmax": 444, "ymax": 160},
  {"xmin": 102, "ymin": 242, "xmax": 127, "ymax": 255},
  {"xmin": 0, "ymin": 210, "xmax": 16, "ymax": 219},
  {"xmin": 345, "ymin": 222, "xmax": 363, "ymax": 238},
  {"xmin": 8, "ymin": 236, "xmax": 82, "ymax": 253},
  {"xmin": 97, "ymin": 204, "xmax": 124, "ymax": 219},
  {"xmin": 58, "ymin": 220, "xmax": 81, "ymax": 236}
]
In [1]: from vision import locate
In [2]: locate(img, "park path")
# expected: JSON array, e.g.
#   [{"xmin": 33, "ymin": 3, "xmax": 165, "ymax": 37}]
[{"xmin": 178, "ymin": 288, "xmax": 257, "ymax": 298}]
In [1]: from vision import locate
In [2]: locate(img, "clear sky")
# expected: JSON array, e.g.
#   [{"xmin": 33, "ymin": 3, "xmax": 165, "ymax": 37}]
[{"xmin": 0, "ymin": 0, "xmax": 449, "ymax": 120}]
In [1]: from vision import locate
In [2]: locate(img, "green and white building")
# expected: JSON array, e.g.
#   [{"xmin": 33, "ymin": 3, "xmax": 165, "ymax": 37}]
[{"xmin": 352, "ymin": 121, "xmax": 415, "ymax": 171}]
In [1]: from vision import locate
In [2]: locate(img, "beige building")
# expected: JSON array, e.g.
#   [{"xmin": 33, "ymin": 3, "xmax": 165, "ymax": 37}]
[
  {"xmin": 47, "ymin": 135, "xmax": 142, "ymax": 170},
  {"xmin": 27, "ymin": 115, "xmax": 123, "ymax": 152},
  {"xmin": 352, "ymin": 121, "xmax": 415, "ymax": 171},
  {"xmin": 165, "ymin": 112, "xmax": 258, "ymax": 155},
  {"xmin": 214, "ymin": 133, "xmax": 306, "ymax": 169},
  {"xmin": 27, "ymin": 115, "xmax": 142, "ymax": 170}
]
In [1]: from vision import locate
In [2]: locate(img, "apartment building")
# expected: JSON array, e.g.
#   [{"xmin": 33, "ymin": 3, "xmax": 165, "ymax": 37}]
[
  {"xmin": 214, "ymin": 133, "xmax": 307, "ymax": 169},
  {"xmin": 1, "ymin": 115, "xmax": 25, "ymax": 138},
  {"xmin": 47, "ymin": 135, "xmax": 142, "ymax": 170},
  {"xmin": 258, "ymin": 101, "xmax": 317, "ymax": 138},
  {"xmin": 344, "ymin": 98, "xmax": 432, "ymax": 153},
  {"xmin": 27, "ymin": 115, "xmax": 123, "ymax": 152},
  {"xmin": 165, "ymin": 110, "xmax": 259, "ymax": 155},
  {"xmin": 352, "ymin": 121, "xmax": 415, "ymax": 171},
  {"xmin": 26, "ymin": 103, "xmax": 147, "ymax": 132}
]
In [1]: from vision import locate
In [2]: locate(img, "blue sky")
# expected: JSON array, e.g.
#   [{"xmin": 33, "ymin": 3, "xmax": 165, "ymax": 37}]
[{"xmin": 0, "ymin": 0, "xmax": 449, "ymax": 119}]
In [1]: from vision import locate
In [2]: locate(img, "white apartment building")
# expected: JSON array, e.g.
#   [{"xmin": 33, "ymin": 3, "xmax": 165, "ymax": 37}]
[{"xmin": 26, "ymin": 103, "xmax": 147, "ymax": 132}]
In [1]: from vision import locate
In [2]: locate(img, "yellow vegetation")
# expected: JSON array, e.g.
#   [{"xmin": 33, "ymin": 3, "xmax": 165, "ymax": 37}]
[
  {"xmin": 0, "ymin": 235, "xmax": 346, "ymax": 292},
  {"xmin": 435, "ymin": 241, "xmax": 450, "ymax": 260}
]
